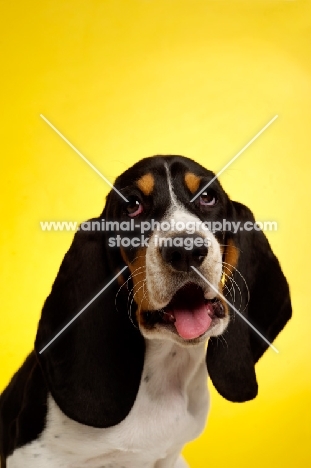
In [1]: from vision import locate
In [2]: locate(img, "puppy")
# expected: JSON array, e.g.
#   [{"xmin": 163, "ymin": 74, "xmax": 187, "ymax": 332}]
[{"xmin": 0, "ymin": 155, "xmax": 291, "ymax": 468}]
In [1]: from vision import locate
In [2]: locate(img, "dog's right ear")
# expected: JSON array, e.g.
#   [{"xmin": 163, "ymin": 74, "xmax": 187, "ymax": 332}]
[{"xmin": 35, "ymin": 217, "xmax": 145, "ymax": 428}]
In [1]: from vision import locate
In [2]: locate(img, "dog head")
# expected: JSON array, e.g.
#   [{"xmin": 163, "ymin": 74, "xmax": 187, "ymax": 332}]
[
  {"xmin": 35, "ymin": 155, "xmax": 291, "ymax": 427},
  {"xmin": 105, "ymin": 155, "xmax": 233, "ymax": 345}
]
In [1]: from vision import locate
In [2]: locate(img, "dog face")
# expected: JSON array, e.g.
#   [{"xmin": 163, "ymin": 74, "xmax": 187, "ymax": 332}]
[
  {"xmin": 104, "ymin": 156, "xmax": 234, "ymax": 345},
  {"xmin": 35, "ymin": 155, "xmax": 291, "ymax": 428}
]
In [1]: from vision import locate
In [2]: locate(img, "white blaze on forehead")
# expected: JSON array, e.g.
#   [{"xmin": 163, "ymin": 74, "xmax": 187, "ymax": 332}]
[
  {"xmin": 143, "ymin": 164, "xmax": 223, "ymax": 310},
  {"xmin": 164, "ymin": 163, "xmax": 202, "ymax": 226},
  {"xmin": 164, "ymin": 162, "xmax": 179, "ymax": 207}
]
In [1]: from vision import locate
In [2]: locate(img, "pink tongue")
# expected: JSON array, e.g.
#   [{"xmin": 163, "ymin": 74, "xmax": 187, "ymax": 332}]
[{"xmin": 173, "ymin": 303, "xmax": 212, "ymax": 339}]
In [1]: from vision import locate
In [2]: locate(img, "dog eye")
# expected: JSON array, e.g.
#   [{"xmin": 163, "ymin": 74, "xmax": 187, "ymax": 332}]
[
  {"xmin": 126, "ymin": 197, "xmax": 144, "ymax": 217},
  {"xmin": 199, "ymin": 191, "xmax": 217, "ymax": 206}
]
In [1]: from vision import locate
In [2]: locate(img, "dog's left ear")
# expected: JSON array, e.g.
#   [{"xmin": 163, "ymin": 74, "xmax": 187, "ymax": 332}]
[
  {"xmin": 206, "ymin": 201, "xmax": 291, "ymax": 402},
  {"xmin": 35, "ymin": 215, "xmax": 145, "ymax": 428}
]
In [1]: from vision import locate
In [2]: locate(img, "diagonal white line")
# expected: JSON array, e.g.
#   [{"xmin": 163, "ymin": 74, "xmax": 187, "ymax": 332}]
[
  {"xmin": 191, "ymin": 266, "xmax": 279, "ymax": 353},
  {"xmin": 39, "ymin": 266, "xmax": 128, "ymax": 354},
  {"xmin": 190, "ymin": 115, "xmax": 278, "ymax": 202},
  {"xmin": 40, "ymin": 114, "xmax": 129, "ymax": 203}
]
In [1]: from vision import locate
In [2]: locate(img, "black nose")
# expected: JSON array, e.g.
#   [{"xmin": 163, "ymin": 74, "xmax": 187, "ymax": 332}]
[{"xmin": 160, "ymin": 233, "xmax": 208, "ymax": 272}]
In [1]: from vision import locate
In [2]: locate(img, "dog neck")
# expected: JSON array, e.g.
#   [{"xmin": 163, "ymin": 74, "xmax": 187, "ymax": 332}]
[{"xmin": 142, "ymin": 338, "xmax": 208, "ymax": 398}]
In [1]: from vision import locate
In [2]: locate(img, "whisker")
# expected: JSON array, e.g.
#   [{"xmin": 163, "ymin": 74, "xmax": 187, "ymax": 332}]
[
  {"xmin": 221, "ymin": 272, "xmax": 235, "ymax": 303},
  {"xmin": 127, "ymin": 279, "xmax": 147, "ymax": 328},
  {"xmin": 129, "ymin": 254, "xmax": 147, "ymax": 264},
  {"xmin": 130, "ymin": 281, "xmax": 147, "ymax": 318},
  {"xmin": 218, "ymin": 333, "xmax": 228, "ymax": 348},
  {"xmin": 127, "ymin": 278, "xmax": 146, "ymax": 311},
  {"xmin": 114, "ymin": 266, "xmax": 146, "ymax": 308},
  {"xmin": 222, "ymin": 261, "xmax": 250, "ymax": 312},
  {"xmin": 222, "ymin": 267, "xmax": 242, "ymax": 311},
  {"xmin": 139, "ymin": 286, "xmax": 153, "ymax": 317}
]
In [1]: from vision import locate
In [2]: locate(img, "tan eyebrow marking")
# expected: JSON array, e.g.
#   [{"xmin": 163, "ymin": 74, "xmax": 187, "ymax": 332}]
[
  {"xmin": 184, "ymin": 172, "xmax": 201, "ymax": 194},
  {"xmin": 136, "ymin": 173, "xmax": 155, "ymax": 196}
]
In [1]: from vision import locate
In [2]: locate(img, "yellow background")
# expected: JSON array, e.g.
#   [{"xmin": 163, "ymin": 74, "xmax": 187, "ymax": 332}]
[{"xmin": 1, "ymin": 0, "xmax": 310, "ymax": 466}]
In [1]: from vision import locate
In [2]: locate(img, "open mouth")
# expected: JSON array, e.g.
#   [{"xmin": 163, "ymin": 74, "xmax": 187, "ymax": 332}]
[{"xmin": 142, "ymin": 283, "xmax": 226, "ymax": 340}]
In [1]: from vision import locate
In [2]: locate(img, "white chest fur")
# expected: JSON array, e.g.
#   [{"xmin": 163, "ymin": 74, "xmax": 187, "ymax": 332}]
[{"xmin": 7, "ymin": 340, "xmax": 209, "ymax": 468}]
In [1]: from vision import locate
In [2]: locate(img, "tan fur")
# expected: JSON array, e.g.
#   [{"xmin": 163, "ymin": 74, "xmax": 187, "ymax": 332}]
[
  {"xmin": 136, "ymin": 173, "xmax": 155, "ymax": 196},
  {"xmin": 184, "ymin": 172, "xmax": 201, "ymax": 194}
]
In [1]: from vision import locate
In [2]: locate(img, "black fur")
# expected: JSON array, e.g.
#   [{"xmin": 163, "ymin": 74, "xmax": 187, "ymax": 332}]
[
  {"xmin": 35, "ymin": 226, "xmax": 145, "ymax": 428},
  {"xmin": 0, "ymin": 155, "xmax": 291, "ymax": 461},
  {"xmin": 207, "ymin": 202, "xmax": 291, "ymax": 401},
  {"xmin": 0, "ymin": 353, "xmax": 47, "ymax": 460}
]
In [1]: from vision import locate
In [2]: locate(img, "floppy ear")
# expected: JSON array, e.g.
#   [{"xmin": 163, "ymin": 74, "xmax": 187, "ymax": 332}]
[
  {"xmin": 206, "ymin": 201, "xmax": 291, "ymax": 402},
  {"xmin": 35, "ymin": 217, "xmax": 145, "ymax": 428}
]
